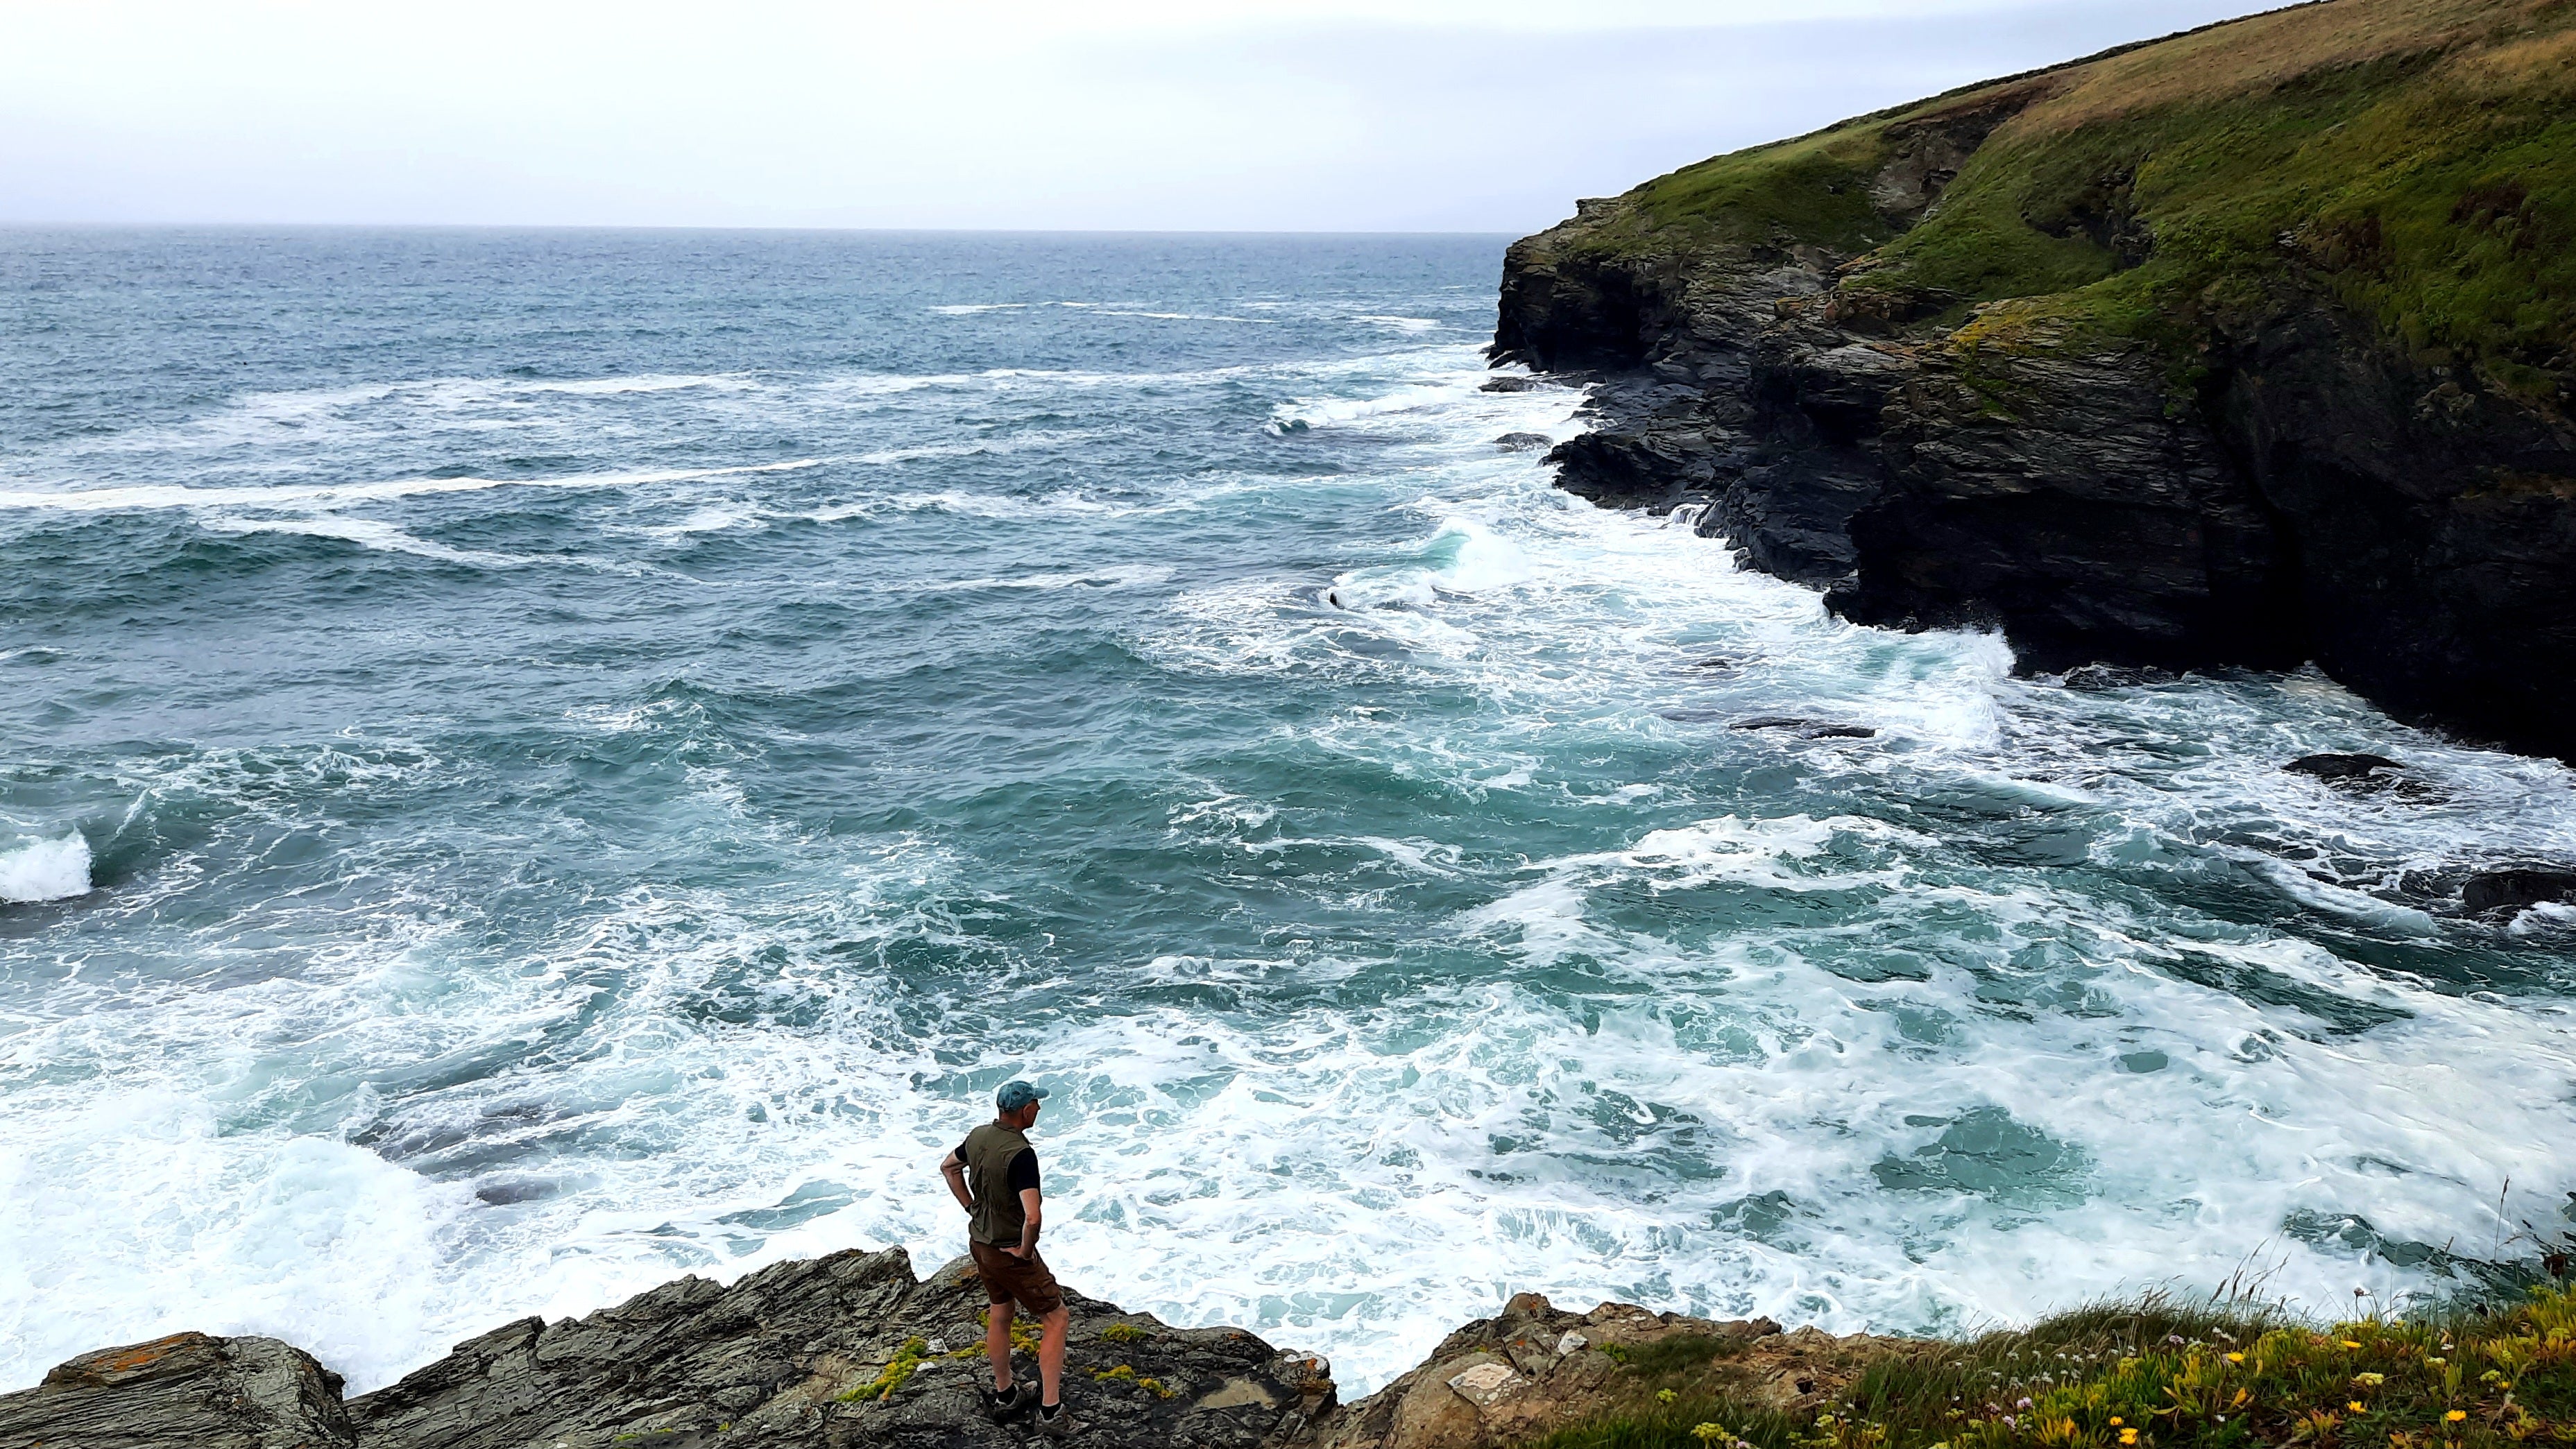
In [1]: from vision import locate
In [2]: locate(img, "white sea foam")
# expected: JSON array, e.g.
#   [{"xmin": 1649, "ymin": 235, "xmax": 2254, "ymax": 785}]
[
  {"xmin": 0, "ymin": 1095, "xmax": 468, "ymax": 1391},
  {"xmin": 0, "ymin": 834, "xmax": 91, "ymax": 903},
  {"xmin": 513, "ymin": 373, "xmax": 756, "ymax": 397},
  {"xmin": 0, "ymin": 459, "xmax": 824, "ymax": 517},
  {"xmin": 902, "ymin": 563, "xmax": 1177, "ymax": 594},
  {"xmin": 638, "ymin": 502, "xmax": 765, "ymax": 540},
  {"xmin": 1267, "ymin": 380, "xmax": 1481, "ymax": 435},
  {"xmin": 1349, "ymin": 314, "xmax": 1446, "ymax": 334},
  {"xmin": 199, "ymin": 515, "xmax": 534, "ymax": 568},
  {"xmin": 928, "ymin": 301, "xmax": 1276, "ymax": 324}
]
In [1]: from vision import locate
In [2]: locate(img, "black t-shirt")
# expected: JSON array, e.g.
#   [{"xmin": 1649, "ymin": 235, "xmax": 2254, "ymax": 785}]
[{"xmin": 959, "ymin": 1138, "xmax": 1040, "ymax": 1195}]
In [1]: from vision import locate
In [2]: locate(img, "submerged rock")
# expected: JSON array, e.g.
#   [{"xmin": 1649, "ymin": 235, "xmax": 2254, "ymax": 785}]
[
  {"xmin": 1729, "ymin": 717, "xmax": 1875, "ymax": 739},
  {"xmin": 1492, "ymin": 432, "xmax": 1553, "ymax": 452},
  {"xmin": 2285, "ymin": 753, "xmax": 2443, "ymax": 801},
  {"xmin": 2286, "ymin": 753, "xmax": 2405, "ymax": 782},
  {"xmin": 1478, "ymin": 377, "xmax": 1538, "ymax": 393},
  {"xmin": 0, "ymin": 1331, "xmax": 355, "ymax": 1449},
  {"xmin": 2462, "ymin": 868, "xmax": 2576, "ymax": 915},
  {"xmin": 2061, "ymin": 664, "xmax": 2178, "ymax": 690}
]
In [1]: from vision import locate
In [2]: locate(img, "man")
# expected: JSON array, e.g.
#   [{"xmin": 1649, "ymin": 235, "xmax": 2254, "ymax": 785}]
[{"xmin": 939, "ymin": 1079, "xmax": 1074, "ymax": 1437}]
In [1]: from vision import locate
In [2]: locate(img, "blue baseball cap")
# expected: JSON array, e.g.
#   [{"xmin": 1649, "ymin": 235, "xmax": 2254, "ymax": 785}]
[{"xmin": 996, "ymin": 1080, "xmax": 1050, "ymax": 1111}]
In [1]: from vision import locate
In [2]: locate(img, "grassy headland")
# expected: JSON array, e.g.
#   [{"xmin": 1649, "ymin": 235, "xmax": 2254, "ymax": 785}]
[{"xmin": 1552, "ymin": 0, "xmax": 2575, "ymax": 389}]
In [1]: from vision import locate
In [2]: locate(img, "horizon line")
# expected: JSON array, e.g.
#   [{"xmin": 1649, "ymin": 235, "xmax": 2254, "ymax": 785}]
[{"xmin": 0, "ymin": 221, "xmax": 1533, "ymax": 239}]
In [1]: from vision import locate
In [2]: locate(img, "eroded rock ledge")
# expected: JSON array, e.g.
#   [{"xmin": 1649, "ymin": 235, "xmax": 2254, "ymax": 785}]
[{"xmin": 0, "ymin": 1250, "xmax": 1888, "ymax": 1449}]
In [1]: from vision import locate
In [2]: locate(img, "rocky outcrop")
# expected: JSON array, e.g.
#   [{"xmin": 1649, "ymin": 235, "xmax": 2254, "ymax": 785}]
[
  {"xmin": 0, "ymin": 1258, "xmax": 1909, "ymax": 1449},
  {"xmin": 0, "ymin": 1331, "xmax": 355, "ymax": 1448},
  {"xmin": 1494, "ymin": 0, "xmax": 2576, "ymax": 757},
  {"xmin": 1317, "ymin": 1292, "xmax": 1903, "ymax": 1449},
  {"xmin": 2461, "ymin": 868, "xmax": 2576, "ymax": 914},
  {"xmin": 0, "ymin": 1251, "xmax": 1333, "ymax": 1449},
  {"xmin": 352, "ymin": 1249, "xmax": 1331, "ymax": 1449}
]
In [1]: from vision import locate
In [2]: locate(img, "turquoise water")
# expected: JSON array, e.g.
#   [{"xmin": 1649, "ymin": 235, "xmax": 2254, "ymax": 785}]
[{"xmin": 3, "ymin": 229, "xmax": 2572, "ymax": 1395}]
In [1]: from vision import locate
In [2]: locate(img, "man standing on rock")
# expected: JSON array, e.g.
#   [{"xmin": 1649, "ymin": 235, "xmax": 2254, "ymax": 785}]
[{"xmin": 939, "ymin": 1079, "xmax": 1074, "ymax": 1436}]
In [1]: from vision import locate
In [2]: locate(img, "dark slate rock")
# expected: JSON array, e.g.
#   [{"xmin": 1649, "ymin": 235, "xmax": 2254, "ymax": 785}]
[
  {"xmin": 341, "ymin": 1247, "xmax": 1332, "ymax": 1449},
  {"xmin": 2462, "ymin": 868, "xmax": 2576, "ymax": 914},
  {"xmin": 0, "ymin": 1331, "xmax": 355, "ymax": 1449},
  {"xmin": 2061, "ymin": 664, "xmax": 2177, "ymax": 690},
  {"xmin": 1479, "ymin": 376, "xmax": 1538, "ymax": 393},
  {"xmin": 1494, "ymin": 432, "xmax": 1553, "ymax": 452},
  {"xmin": 2286, "ymin": 753, "xmax": 2405, "ymax": 782}
]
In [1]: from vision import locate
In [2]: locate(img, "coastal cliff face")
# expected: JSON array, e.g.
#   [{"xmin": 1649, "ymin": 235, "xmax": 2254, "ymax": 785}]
[{"xmin": 1497, "ymin": 0, "xmax": 2576, "ymax": 755}]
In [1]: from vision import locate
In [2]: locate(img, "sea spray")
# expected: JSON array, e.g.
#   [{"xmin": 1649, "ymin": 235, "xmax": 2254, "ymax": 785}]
[{"xmin": 0, "ymin": 834, "xmax": 90, "ymax": 904}]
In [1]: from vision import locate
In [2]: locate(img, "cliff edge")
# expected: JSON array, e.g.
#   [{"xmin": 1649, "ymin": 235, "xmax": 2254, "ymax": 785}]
[
  {"xmin": 0, "ymin": 1251, "xmax": 1838, "ymax": 1449},
  {"xmin": 1496, "ymin": 0, "xmax": 2576, "ymax": 757}
]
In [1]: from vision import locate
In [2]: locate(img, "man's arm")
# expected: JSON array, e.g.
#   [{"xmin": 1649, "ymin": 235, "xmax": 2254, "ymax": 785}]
[
  {"xmin": 939, "ymin": 1149, "xmax": 975, "ymax": 1215},
  {"xmin": 1012, "ymin": 1185, "xmax": 1041, "ymax": 1256}
]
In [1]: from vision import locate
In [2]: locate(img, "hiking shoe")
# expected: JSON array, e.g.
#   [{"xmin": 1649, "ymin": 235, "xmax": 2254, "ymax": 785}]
[
  {"xmin": 984, "ymin": 1382, "xmax": 1037, "ymax": 1423},
  {"xmin": 1034, "ymin": 1402, "xmax": 1077, "ymax": 1439}
]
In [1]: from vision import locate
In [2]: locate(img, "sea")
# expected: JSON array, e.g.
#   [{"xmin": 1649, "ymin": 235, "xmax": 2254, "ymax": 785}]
[{"xmin": 3, "ymin": 228, "xmax": 2573, "ymax": 1397}]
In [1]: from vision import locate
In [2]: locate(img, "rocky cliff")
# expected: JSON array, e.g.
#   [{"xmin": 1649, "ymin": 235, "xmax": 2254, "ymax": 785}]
[
  {"xmin": 0, "ymin": 1251, "xmax": 1843, "ymax": 1449},
  {"xmin": 1497, "ymin": 0, "xmax": 2576, "ymax": 757}
]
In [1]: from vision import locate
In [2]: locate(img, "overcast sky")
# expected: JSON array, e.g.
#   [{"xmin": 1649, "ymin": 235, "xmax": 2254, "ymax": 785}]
[{"xmin": 0, "ymin": 0, "xmax": 2284, "ymax": 232}]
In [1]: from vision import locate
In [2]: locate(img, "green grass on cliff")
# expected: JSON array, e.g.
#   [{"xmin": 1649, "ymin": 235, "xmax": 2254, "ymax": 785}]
[
  {"xmin": 1557, "ymin": 0, "xmax": 2576, "ymax": 386},
  {"xmin": 1524, "ymin": 1283, "xmax": 2576, "ymax": 1449},
  {"xmin": 1615, "ymin": 128, "xmax": 1899, "ymax": 258}
]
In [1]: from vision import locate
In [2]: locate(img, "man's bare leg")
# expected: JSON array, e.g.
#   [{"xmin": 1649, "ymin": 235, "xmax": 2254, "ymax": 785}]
[
  {"xmin": 987, "ymin": 1303, "xmax": 1016, "ymax": 1392},
  {"xmin": 1038, "ymin": 1303, "xmax": 1069, "ymax": 1406}
]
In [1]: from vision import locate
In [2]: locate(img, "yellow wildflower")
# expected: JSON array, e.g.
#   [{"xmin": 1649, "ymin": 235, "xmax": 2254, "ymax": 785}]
[
  {"xmin": 2110, "ymin": 1418, "xmax": 2124, "ymax": 1427},
  {"xmin": 2119, "ymin": 1431, "xmax": 2139, "ymax": 1446},
  {"xmin": 2351, "ymin": 1403, "xmax": 2366, "ymax": 1413},
  {"xmin": 2226, "ymin": 1353, "xmax": 2246, "ymax": 1364},
  {"xmin": 2446, "ymin": 1411, "xmax": 2467, "ymax": 1423},
  {"xmin": 2344, "ymin": 1341, "xmax": 2363, "ymax": 1349}
]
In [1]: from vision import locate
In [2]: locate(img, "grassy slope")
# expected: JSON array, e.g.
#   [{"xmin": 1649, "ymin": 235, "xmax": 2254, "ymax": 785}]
[
  {"xmin": 1560, "ymin": 0, "xmax": 2576, "ymax": 390},
  {"xmin": 1526, "ymin": 1284, "xmax": 2576, "ymax": 1449}
]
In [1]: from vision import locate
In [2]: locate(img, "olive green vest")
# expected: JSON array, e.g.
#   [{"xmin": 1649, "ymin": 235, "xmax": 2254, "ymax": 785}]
[{"xmin": 964, "ymin": 1120, "xmax": 1034, "ymax": 1246}]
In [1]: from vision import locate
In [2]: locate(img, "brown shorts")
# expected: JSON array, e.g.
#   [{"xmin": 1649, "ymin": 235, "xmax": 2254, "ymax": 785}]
[{"xmin": 969, "ymin": 1240, "xmax": 1064, "ymax": 1316}]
